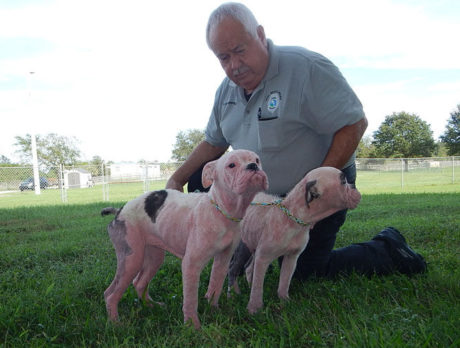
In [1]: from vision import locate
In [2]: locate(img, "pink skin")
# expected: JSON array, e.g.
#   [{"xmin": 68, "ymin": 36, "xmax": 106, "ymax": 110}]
[
  {"xmin": 103, "ymin": 150, "xmax": 268, "ymax": 329},
  {"xmin": 231, "ymin": 167, "xmax": 361, "ymax": 314}
]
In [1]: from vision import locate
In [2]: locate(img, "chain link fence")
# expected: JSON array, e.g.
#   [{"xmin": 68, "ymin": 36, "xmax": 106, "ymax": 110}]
[
  {"xmin": 0, "ymin": 157, "xmax": 458, "ymax": 205},
  {"xmin": 355, "ymin": 156, "xmax": 459, "ymax": 190},
  {"xmin": 0, "ymin": 162, "xmax": 182, "ymax": 205}
]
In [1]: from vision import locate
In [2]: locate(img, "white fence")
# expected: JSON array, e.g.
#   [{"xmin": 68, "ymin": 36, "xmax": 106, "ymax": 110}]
[
  {"xmin": 0, "ymin": 162, "xmax": 181, "ymax": 202},
  {"xmin": 0, "ymin": 157, "xmax": 458, "ymax": 204},
  {"xmin": 355, "ymin": 156, "xmax": 459, "ymax": 188},
  {"xmin": 356, "ymin": 156, "xmax": 458, "ymax": 173}
]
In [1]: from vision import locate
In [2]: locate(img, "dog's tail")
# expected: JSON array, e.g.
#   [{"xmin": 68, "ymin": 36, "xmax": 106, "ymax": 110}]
[{"xmin": 101, "ymin": 207, "xmax": 119, "ymax": 216}]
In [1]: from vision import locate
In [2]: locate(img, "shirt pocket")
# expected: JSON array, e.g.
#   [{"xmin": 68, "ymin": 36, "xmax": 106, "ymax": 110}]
[{"xmin": 257, "ymin": 116, "xmax": 283, "ymax": 151}]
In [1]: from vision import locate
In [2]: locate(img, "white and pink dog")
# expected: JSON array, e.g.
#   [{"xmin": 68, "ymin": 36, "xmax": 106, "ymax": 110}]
[
  {"xmin": 228, "ymin": 166, "xmax": 361, "ymax": 314},
  {"xmin": 101, "ymin": 150, "xmax": 268, "ymax": 329}
]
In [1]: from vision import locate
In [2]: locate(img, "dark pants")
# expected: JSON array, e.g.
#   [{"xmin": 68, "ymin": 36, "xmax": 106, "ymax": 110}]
[{"xmin": 188, "ymin": 164, "xmax": 395, "ymax": 279}]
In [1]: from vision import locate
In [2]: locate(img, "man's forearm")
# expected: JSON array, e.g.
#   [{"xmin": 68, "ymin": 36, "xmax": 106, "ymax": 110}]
[{"xmin": 321, "ymin": 117, "xmax": 368, "ymax": 169}]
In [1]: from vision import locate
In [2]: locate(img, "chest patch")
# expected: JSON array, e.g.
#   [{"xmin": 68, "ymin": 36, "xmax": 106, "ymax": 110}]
[{"xmin": 266, "ymin": 91, "xmax": 282, "ymax": 113}]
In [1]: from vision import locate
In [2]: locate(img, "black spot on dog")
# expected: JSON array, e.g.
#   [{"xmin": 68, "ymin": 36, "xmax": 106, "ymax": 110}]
[
  {"xmin": 101, "ymin": 206, "xmax": 124, "ymax": 219},
  {"xmin": 144, "ymin": 190, "xmax": 168, "ymax": 223},
  {"xmin": 305, "ymin": 180, "xmax": 319, "ymax": 208}
]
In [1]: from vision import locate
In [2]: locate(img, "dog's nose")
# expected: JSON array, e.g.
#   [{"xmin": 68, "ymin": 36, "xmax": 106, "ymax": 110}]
[{"xmin": 246, "ymin": 163, "xmax": 259, "ymax": 171}]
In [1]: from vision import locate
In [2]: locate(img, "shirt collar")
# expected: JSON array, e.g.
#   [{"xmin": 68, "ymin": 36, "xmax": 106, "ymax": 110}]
[
  {"xmin": 250, "ymin": 39, "xmax": 279, "ymax": 95},
  {"xmin": 263, "ymin": 39, "xmax": 279, "ymax": 82}
]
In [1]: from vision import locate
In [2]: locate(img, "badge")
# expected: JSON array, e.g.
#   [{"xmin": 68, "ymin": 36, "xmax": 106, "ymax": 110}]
[{"xmin": 266, "ymin": 91, "xmax": 281, "ymax": 113}]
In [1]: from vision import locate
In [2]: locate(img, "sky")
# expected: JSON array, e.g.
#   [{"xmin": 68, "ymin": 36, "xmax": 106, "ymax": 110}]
[{"xmin": 1, "ymin": 0, "xmax": 459, "ymax": 163}]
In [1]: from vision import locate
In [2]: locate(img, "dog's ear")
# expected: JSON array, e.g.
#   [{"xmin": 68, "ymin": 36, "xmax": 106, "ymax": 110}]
[
  {"xmin": 305, "ymin": 180, "xmax": 320, "ymax": 208},
  {"xmin": 202, "ymin": 160, "xmax": 218, "ymax": 188}
]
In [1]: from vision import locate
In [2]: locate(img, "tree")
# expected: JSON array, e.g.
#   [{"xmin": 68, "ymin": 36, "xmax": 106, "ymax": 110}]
[
  {"xmin": 14, "ymin": 133, "xmax": 81, "ymax": 168},
  {"xmin": 372, "ymin": 112, "xmax": 436, "ymax": 158},
  {"xmin": 171, "ymin": 129, "xmax": 205, "ymax": 162},
  {"xmin": 0, "ymin": 155, "xmax": 11, "ymax": 164},
  {"xmin": 433, "ymin": 142, "xmax": 448, "ymax": 157},
  {"xmin": 89, "ymin": 155, "xmax": 104, "ymax": 167},
  {"xmin": 356, "ymin": 135, "xmax": 376, "ymax": 158},
  {"xmin": 87, "ymin": 156, "xmax": 104, "ymax": 176},
  {"xmin": 440, "ymin": 104, "xmax": 460, "ymax": 155}
]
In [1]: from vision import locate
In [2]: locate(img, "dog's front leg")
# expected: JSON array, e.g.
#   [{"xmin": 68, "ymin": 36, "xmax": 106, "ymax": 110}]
[
  {"xmin": 277, "ymin": 253, "xmax": 300, "ymax": 300},
  {"xmin": 205, "ymin": 244, "xmax": 235, "ymax": 306},
  {"xmin": 181, "ymin": 252, "xmax": 210, "ymax": 330}
]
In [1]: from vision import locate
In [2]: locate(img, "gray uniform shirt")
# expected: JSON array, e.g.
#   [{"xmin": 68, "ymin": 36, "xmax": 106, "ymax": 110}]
[{"xmin": 205, "ymin": 40, "xmax": 365, "ymax": 195}]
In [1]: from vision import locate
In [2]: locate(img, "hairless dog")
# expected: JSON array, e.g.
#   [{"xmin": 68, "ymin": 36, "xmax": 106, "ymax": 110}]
[
  {"xmin": 101, "ymin": 150, "xmax": 268, "ymax": 329},
  {"xmin": 228, "ymin": 167, "xmax": 361, "ymax": 314}
]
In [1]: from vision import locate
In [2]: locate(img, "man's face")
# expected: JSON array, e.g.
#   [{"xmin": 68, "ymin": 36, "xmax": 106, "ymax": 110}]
[{"xmin": 209, "ymin": 18, "xmax": 269, "ymax": 93}]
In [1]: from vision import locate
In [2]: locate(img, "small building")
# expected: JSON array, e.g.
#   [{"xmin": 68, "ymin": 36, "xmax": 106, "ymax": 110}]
[{"xmin": 64, "ymin": 168, "xmax": 94, "ymax": 189}]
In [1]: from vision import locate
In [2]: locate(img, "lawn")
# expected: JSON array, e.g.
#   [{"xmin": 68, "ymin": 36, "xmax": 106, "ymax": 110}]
[
  {"xmin": 0, "ymin": 173, "xmax": 459, "ymax": 347},
  {"xmin": 1, "ymin": 166, "xmax": 458, "ymax": 208}
]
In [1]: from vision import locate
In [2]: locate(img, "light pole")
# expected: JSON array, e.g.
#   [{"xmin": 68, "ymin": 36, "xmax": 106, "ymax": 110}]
[{"xmin": 28, "ymin": 71, "xmax": 41, "ymax": 195}]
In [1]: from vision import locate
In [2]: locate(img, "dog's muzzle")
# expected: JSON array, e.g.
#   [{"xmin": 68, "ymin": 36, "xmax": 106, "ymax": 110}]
[{"xmin": 246, "ymin": 163, "xmax": 259, "ymax": 171}]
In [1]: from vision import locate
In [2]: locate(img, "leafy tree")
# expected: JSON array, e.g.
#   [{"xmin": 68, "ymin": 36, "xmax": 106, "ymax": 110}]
[
  {"xmin": 171, "ymin": 129, "xmax": 205, "ymax": 162},
  {"xmin": 0, "ymin": 155, "xmax": 11, "ymax": 164},
  {"xmin": 356, "ymin": 135, "xmax": 376, "ymax": 158},
  {"xmin": 440, "ymin": 104, "xmax": 460, "ymax": 155},
  {"xmin": 14, "ymin": 133, "xmax": 81, "ymax": 168},
  {"xmin": 89, "ymin": 155, "xmax": 105, "ymax": 176},
  {"xmin": 372, "ymin": 112, "xmax": 435, "ymax": 158},
  {"xmin": 433, "ymin": 142, "xmax": 448, "ymax": 157}
]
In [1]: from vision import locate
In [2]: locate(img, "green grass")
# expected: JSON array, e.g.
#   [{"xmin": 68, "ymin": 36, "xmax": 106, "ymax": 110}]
[
  {"xmin": 1, "ymin": 167, "xmax": 459, "ymax": 208},
  {"xmin": 1, "ymin": 168, "xmax": 458, "ymax": 209},
  {"xmin": 0, "ymin": 174, "xmax": 459, "ymax": 347},
  {"xmin": 0, "ymin": 181, "xmax": 168, "ymax": 209},
  {"xmin": 356, "ymin": 167, "xmax": 459, "ymax": 194}
]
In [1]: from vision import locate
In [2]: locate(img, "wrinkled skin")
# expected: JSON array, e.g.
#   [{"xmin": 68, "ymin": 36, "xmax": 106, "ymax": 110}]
[
  {"xmin": 228, "ymin": 167, "xmax": 361, "ymax": 314},
  {"xmin": 102, "ymin": 150, "xmax": 268, "ymax": 329}
]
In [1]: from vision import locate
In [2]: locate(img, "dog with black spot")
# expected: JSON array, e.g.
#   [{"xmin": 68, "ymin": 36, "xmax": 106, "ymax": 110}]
[{"xmin": 101, "ymin": 149, "xmax": 268, "ymax": 329}]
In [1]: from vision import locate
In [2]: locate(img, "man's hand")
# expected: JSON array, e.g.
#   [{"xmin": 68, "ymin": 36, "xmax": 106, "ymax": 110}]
[
  {"xmin": 165, "ymin": 177, "xmax": 185, "ymax": 192},
  {"xmin": 165, "ymin": 141, "xmax": 228, "ymax": 192}
]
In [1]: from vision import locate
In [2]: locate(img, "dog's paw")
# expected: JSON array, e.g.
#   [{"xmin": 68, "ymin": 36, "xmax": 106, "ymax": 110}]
[
  {"xmin": 277, "ymin": 291, "xmax": 290, "ymax": 301},
  {"xmin": 247, "ymin": 301, "xmax": 263, "ymax": 314},
  {"xmin": 184, "ymin": 314, "xmax": 201, "ymax": 330}
]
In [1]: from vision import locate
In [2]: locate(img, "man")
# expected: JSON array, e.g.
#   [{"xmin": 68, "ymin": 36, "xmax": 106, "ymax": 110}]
[{"xmin": 166, "ymin": 2, "xmax": 426, "ymax": 278}]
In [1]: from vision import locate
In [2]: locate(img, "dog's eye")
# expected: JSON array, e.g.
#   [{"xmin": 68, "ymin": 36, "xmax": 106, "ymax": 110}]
[
  {"xmin": 256, "ymin": 158, "xmax": 260, "ymax": 164},
  {"xmin": 228, "ymin": 163, "xmax": 236, "ymax": 168}
]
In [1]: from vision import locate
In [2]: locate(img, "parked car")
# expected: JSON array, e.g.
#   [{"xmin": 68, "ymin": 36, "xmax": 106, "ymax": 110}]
[{"xmin": 19, "ymin": 177, "xmax": 49, "ymax": 191}]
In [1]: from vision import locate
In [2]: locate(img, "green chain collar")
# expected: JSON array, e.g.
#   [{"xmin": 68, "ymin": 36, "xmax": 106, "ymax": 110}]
[
  {"xmin": 250, "ymin": 199, "xmax": 310, "ymax": 227},
  {"xmin": 210, "ymin": 199, "xmax": 242, "ymax": 222}
]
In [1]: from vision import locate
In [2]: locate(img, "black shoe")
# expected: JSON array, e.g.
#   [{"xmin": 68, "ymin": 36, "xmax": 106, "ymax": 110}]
[{"xmin": 373, "ymin": 227, "xmax": 427, "ymax": 275}]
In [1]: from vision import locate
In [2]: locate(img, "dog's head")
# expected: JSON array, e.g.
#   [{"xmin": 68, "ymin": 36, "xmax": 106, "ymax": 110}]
[
  {"xmin": 302, "ymin": 167, "xmax": 361, "ymax": 211},
  {"xmin": 284, "ymin": 166, "xmax": 361, "ymax": 226},
  {"xmin": 201, "ymin": 150, "xmax": 268, "ymax": 195}
]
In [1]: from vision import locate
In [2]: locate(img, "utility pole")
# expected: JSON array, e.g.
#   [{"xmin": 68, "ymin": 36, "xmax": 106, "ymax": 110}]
[{"xmin": 28, "ymin": 71, "xmax": 41, "ymax": 195}]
